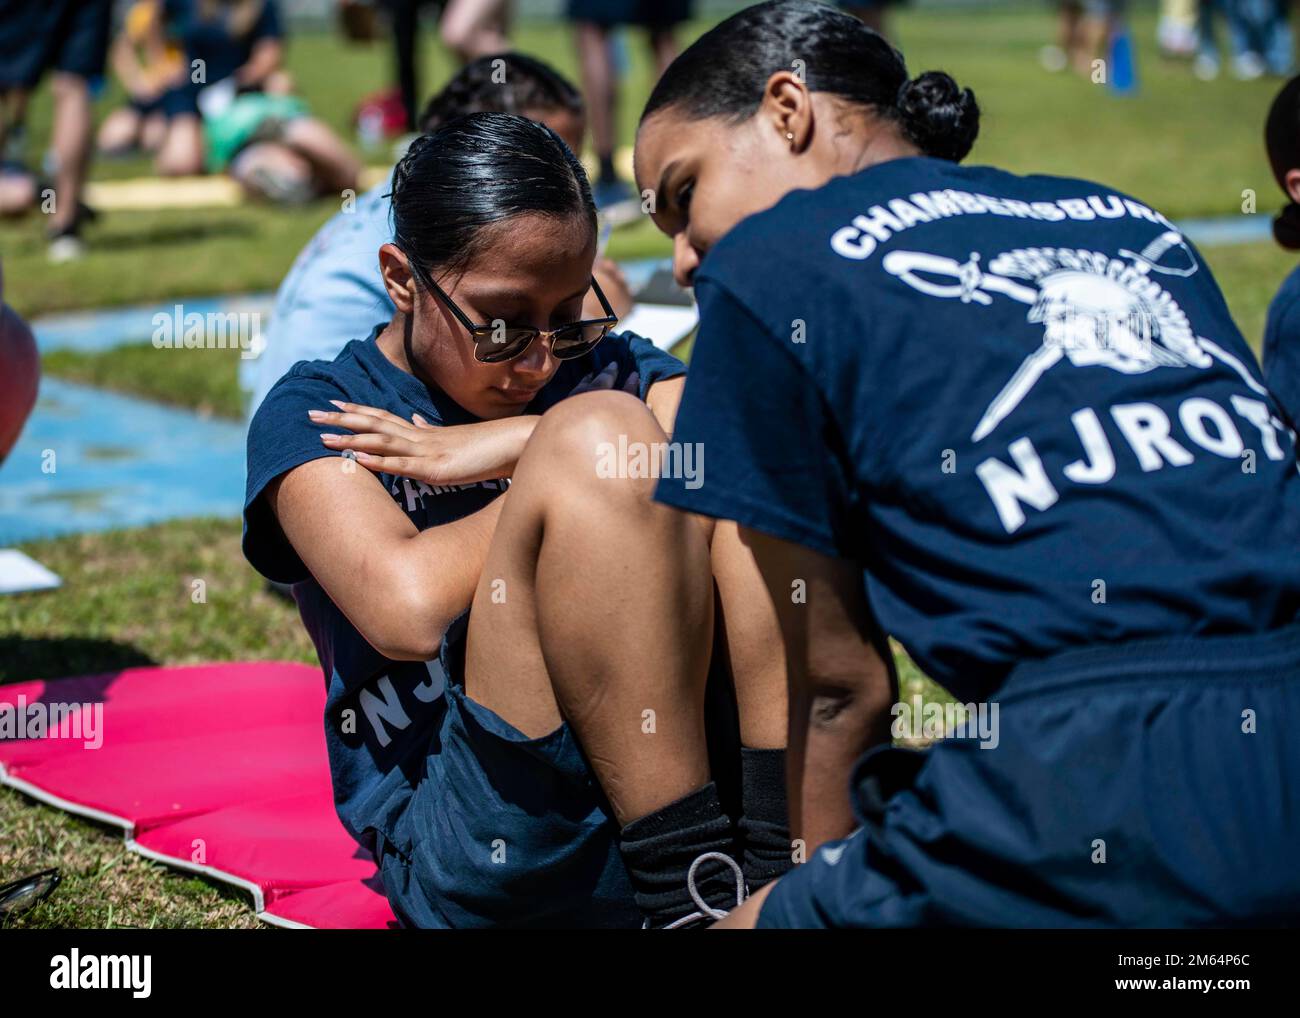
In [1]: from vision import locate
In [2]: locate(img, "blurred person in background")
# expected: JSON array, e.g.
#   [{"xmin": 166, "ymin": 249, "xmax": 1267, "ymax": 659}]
[
  {"xmin": 249, "ymin": 53, "xmax": 631, "ymax": 418},
  {"xmin": 380, "ymin": 0, "xmax": 513, "ymax": 131},
  {"xmin": 1041, "ymin": 0, "xmax": 1122, "ymax": 75},
  {"xmin": 1195, "ymin": 0, "xmax": 1293, "ymax": 79},
  {"xmin": 0, "ymin": 0, "xmax": 113, "ymax": 261},
  {"xmin": 97, "ymin": 0, "xmax": 186, "ymax": 157},
  {"xmin": 154, "ymin": 0, "xmax": 360, "ymax": 203},
  {"xmin": 568, "ymin": 0, "xmax": 693, "ymax": 208}
]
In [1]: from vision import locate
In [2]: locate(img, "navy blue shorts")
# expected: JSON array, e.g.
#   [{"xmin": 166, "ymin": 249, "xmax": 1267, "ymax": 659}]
[
  {"xmin": 760, "ymin": 624, "xmax": 1300, "ymax": 927},
  {"xmin": 375, "ymin": 611, "xmax": 641, "ymax": 928},
  {"xmin": 0, "ymin": 0, "xmax": 112, "ymax": 89},
  {"xmin": 566, "ymin": 0, "xmax": 693, "ymax": 28}
]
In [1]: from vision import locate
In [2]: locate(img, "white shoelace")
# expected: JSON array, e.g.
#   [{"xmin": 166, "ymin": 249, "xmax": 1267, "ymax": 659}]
[{"xmin": 660, "ymin": 851, "xmax": 747, "ymax": 929}]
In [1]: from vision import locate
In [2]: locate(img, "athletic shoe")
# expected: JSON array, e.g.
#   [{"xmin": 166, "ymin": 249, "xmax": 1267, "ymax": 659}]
[
  {"xmin": 47, "ymin": 232, "xmax": 86, "ymax": 264},
  {"xmin": 1233, "ymin": 52, "xmax": 1266, "ymax": 80},
  {"xmin": 1039, "ymin": 45, "xmax": 1067, "ymax": 73},
  {"xmin": 1193, "ymin": 54, "xmax": 1220, "ymax": 81}
]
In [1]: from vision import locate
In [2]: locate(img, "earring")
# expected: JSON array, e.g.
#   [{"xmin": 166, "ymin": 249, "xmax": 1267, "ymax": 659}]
[{"xmin": 786, "ymin": 132, "xmax": 795, "ymax": 141}]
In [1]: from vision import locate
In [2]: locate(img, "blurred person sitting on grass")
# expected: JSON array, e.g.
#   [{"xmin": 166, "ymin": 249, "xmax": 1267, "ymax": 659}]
[
  {"xmin": 243, "ymin": 113, "xmax": 789, "ymax": 927},
  {"xmin": 249, "ymin": 52, "xmax": 632, "ymax": 418},
  {"xmin": 154, "ymin": 0, "xmax": 360, "ymax": 203},
  {"xmin": 97, "ymin": 0, "xmax": 186, "ymax": 158},
  {"xmin": 0, "ymin": 261, "xmax": 39, "ymax": 464}
]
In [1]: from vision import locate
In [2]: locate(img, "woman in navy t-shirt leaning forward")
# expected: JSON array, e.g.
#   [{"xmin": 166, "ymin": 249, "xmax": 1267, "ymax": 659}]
[
  {"xmin": 635, "ymin": 0, "xmax": 1300, "ymax": 927},
  {"xmin": 244, "ymin": 112, "xmax": 792, "ymax": 929}
]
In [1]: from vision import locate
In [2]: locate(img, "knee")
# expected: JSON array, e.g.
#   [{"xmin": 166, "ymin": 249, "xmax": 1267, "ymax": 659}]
[
  {"xmin": 439, "ymin": 20, "xmax": 471, "ymax": 55},
  {"xmin": 49, "ymin": 73, "xmax": 88, "ymax": 104},
  {"xmin": 527, "ymin": 390, "xmax": 665, "ymax": 498}
]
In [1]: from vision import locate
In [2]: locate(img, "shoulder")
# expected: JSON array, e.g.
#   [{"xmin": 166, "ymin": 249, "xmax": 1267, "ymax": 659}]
[{"xmin": 247, "ymin": 344, "xmax": 372, "ymax": 478}]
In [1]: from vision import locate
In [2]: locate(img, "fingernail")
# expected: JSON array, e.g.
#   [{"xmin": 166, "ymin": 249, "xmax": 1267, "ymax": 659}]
[
  {"xmin": 412, "ymin": 413, "xmax": 428, "ymax": 426},
  {"xmin": 319, "ymin": 433, "xmax": 339, "ymax": 442},
  {"xmin": 308, "ymin": 410, "xmax": 326, "ymax": 421},
  {"xmin": 329, "ymin": 400, "xmax": 347, "ymax": 409}
]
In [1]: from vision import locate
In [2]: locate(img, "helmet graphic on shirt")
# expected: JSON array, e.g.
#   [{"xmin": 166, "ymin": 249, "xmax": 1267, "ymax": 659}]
[
  {"xmin": 1027, "ymin": 271, "xmax": 1182, "ymax": 373},
  {"xmin": 879, "ymin": 241, "xmax": 1262, "ymax": 442}
]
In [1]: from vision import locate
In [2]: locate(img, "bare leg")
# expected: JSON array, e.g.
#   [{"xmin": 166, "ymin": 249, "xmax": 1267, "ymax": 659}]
[
  {"xmin": 47, "ymin": 73, "xmax": 93, "ymax": 234},
  {"xmin": 229, "ymin": 140, "xmax": 314, "ymax": 202},
  {"xmin": 441, "ymin": 0, "xmax": 511, "ymax": 60},
  {"xmin": 648, "ymin": 26, "xmax": 679, "ymax": 76},
  {"xmin": 140, "ymin": 112, "xmax": 167, "ymax": 153},
  {"xmin": 463, "ymin": 391, "xmax": 716, "ymax": 825},
  {"xmin": 97, "ymin": 106, "xmax": 143, "ymax": 155},
  {"xmin": 573, "ymin": 21, "xmax": 616, "ymax": 170},
  {"xmin": 711, "ymin": 520, "xmax": 786, "ymax": 750},
  {"xmin": 155, "ymin": 113, "xmax": 204, "ymax": 176},
  {"xmin": 279, "ymin": 117, "xmax": 361, "ymax": 194}
]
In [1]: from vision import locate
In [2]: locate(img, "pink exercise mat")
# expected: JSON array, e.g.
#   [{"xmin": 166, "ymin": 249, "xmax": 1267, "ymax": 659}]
[{"xmin": 0, "ymin": 662, "xmax": 398, "ymax": 929}]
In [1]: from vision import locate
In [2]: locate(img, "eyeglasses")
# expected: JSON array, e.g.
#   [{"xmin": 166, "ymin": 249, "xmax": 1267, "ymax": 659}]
[{"xmin": 425, "ymin": 273, "xmax": 618, "ymax": 364}]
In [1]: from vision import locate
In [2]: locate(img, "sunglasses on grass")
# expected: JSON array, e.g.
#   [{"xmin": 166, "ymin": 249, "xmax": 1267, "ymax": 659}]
[{"xmin": 426, "ymin": 273, "xmax": 619, "ymax": 364}]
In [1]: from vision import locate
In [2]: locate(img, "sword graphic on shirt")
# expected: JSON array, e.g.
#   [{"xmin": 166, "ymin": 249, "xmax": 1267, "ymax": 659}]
[{"xmin": 880, "ymin": 235, "xmax": 1269, "ymax": 442}]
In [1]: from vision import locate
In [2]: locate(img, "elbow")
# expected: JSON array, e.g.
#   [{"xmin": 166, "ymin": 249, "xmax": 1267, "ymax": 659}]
[
  {"xmin": 364, "ymin": 586, "xmax": 454, "ymax": 663},
  {"xmin": 805, "ymin": 661, "xmax": 894, "ymax": 736}
]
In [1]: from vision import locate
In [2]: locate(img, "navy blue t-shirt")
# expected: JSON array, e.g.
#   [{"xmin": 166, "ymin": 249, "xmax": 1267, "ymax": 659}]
[
  {"xmin": 656, "ymin": 157, "xmax": 1300, "ymax": 701},
  {"xmin": 243, "ymin": 329, "xmax": 684, "ymax": 849},
  {"xmin": 1263, "ymin": 263, "xmax": 1300, "ymax": 425}
]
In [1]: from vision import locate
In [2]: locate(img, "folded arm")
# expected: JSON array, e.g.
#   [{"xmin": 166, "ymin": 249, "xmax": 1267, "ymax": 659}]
[{"xmin": 266, "ymin": 413, "xmax": 535, "ymax": 660}]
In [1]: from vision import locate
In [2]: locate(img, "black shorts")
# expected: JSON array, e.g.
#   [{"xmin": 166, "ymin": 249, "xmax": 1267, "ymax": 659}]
[
  {"xmin": 566, "ymin": 0, "xmax": 693, "ymax": 29},
  {"xmin": 0, "ymin": 0, "xmax": 112, "ymax": 89}
]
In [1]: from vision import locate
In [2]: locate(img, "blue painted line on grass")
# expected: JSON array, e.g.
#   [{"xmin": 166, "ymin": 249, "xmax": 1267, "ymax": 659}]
[{"xmin": 0, "ymin": 378, "xmax": 246, "ymax": 545}]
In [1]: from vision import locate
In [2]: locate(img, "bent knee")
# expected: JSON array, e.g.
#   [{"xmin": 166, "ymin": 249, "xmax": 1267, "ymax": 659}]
[{"xmin": 525, "ymin": 391, "xmax": 667, "ymax": 496}]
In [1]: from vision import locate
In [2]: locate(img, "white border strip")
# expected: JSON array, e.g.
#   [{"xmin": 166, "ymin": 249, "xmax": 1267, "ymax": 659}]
[{"xmin": 1, "ymin": 760, "xmax": 315, "ymax": 929}]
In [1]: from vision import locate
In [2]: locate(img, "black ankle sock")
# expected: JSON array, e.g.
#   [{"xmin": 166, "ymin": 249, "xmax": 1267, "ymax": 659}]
[
  {"xmin": 739, "ymin": 747, "xmax": 793, "ymax": 890},
  {"xmin": 598, "ymin": 154, "xmax": 618, "ymax": 183},
  {"xmin": 618, "ymin": 782, "xmax": 741, "ymax": 928}
]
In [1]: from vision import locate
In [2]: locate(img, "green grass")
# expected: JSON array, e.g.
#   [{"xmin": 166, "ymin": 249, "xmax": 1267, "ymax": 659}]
[
  {"xmin": 0, "ymin": 786, "xmax": 266, "ymax": 929},
  {"xmin": 6, "ymin": 7, "xmax": 1298, "ymax": 319},
  {"xmin": 0, "ymin": 518, "xmax": 316, "ymax": 684},
  {"xmin": 42, "ymin": 342, "xmax": 247, "ymax": 418},
  {"xmin": 0, "ymin": 518, "xmax": 315, "ymax": 927}
]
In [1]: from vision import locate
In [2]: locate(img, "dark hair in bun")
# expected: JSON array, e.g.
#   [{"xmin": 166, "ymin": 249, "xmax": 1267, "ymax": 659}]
[
  {"xmin": 895, "ymin": 71, "xmax": 980, "ymax": 163},
  {"xmin": 641, "ymin": 0, "xmax": 980, "ymax": 162},
  {"xmin": 1266, "ymin": 75, "xmax": 1300, "ymax": 250}
]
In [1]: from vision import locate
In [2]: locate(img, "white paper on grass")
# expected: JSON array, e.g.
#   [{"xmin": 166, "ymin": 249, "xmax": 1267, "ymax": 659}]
[
  {"xmin": 0, "ymin": 549, "xmax": 62, "ymax": 595},
  {"xmin": 619, "ymin": 303, "xmax": 698, "ymax": 352}
]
